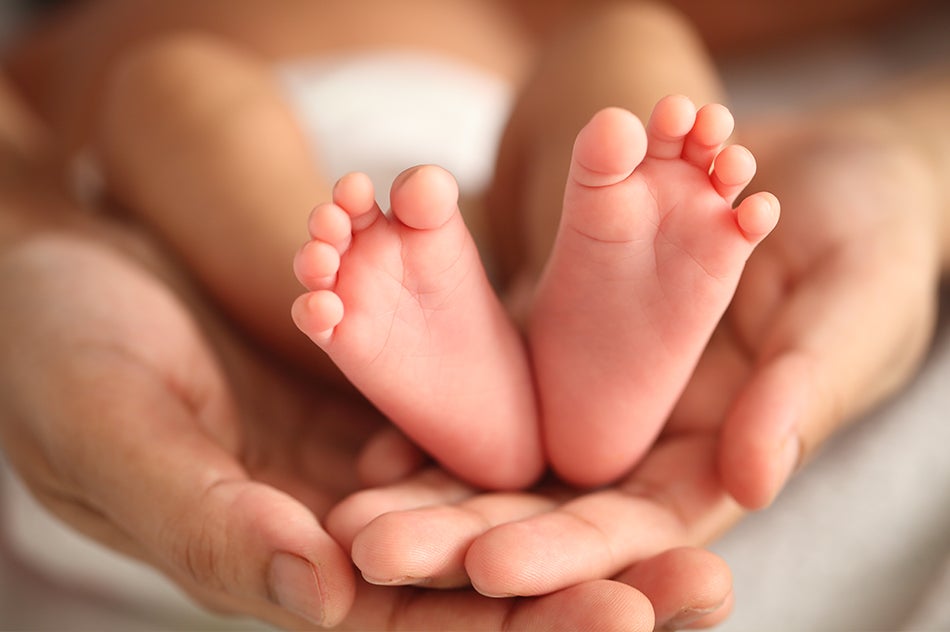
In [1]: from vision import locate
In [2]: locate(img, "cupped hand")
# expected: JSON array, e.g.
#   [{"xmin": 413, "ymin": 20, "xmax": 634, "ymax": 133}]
[
  {"xmin": 0, "ymin": 224, "xmax": 732, "ymax": 630},
  {"xmin": 0, "ymin": 228, "xmax": 370, "ymax": 627},
  {"xmin": 714, "ymin": 116, "xmax": 942, "ymax": 507},
  {"xmin": 325, "ymin": 113, "xmax": 943, "ymax": 612},
  {"xmin": 326, "ymin": 425, "xmax": 738, "ymax": 628}
]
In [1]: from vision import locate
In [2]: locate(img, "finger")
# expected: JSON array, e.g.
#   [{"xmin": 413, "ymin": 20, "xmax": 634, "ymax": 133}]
[
  {"xmin": 350, "ymin": 491, "xmax": 558, "ymax": 588},
  {"xmin": 676, "ymin": 593, "xmax": 735, "ymax": 631},
  {"xmin": 718, "ymin": 352, "xmax": 810, "ymax": 510},
  {"xmin": 615, "ymin": 547, "xmax": 733, "ymax": 630},
  {"xmin": 465, "ymin": 436, "xmax": 743, "ymax": 597},
  {"xmin": 720, "ymin": 252, "xmax": 936, "ymax": 509},
  {"xmin": 343, "ymin": 578, "xmax": 656, "ymax": 632},
  {"xmin": 667, "ymin": 248, "xmax": 789, "ymax": 436},
  {"xmin": 325, "ymin": 467, "xmax": 476, "ymax": 551},
  {"xmin": 46, "ymin": 351, "xmax": 356, "ymax": 628}
]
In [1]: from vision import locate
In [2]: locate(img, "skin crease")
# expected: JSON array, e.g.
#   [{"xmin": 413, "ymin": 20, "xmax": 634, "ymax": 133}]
[{"xmin": 2, "ymin": 0, "xmax": 949, "ymax": 628}]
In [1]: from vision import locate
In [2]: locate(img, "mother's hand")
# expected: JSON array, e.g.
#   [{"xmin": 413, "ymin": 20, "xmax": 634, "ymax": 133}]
[
  {"xmin": 326, "ymin": 424, "xmax": 737, "ymax": 624},
  {"xmin": 0, "ymin": 224, "xmax": 733, "ymax": 630},
  {"xmin": 716, "ymin": 116, "xmax": 942, "ymax": 508},
  {"xmin": 0, "ymin": 229, "xmax": 371, "ymax": 627},
  {"xmin": 325, "ymin": 113, "xmax": 944, "ymax": 623}
]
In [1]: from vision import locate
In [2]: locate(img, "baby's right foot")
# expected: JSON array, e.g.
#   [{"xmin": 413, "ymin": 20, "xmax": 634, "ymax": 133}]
[
  {"xmin": 530, "ymin": 97, "xmax": 779, "ymax": 487},
  {"xmin": 293, "ymin": 166, "xmax": 543, "ymax": 490}
]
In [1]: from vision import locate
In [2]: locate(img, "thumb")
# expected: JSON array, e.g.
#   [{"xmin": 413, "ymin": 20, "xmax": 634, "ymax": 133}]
[
  {"xmin": 45, "ymin": 350, "xmax": 355, "ymax": 628},
  {"xmin": 720, "ymin": 256, "xmax": 936, "ymax": 509},
  {"xmin": 162, "ymin": 478, "xmax": 356, "ymax": 629}
]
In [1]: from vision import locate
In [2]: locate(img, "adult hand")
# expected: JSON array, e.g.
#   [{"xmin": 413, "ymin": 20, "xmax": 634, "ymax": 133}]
[
  {"xmin": 326, "ymin": 422, "xmax": 739, "ymax": 628},
  {"xmin": 715, "ymin": 115, "xmax": 942, "ymax": 508},
  {"xmin": 0, "ymin": 221, "xmax": 735, "ymax": 630},
  {"xmin": 0, "ymin": 228, "xmax": 365, "ymax": 628},
  {"xmin": 324, "ymin": 112, "xmax": 942, "ymax": 611}
]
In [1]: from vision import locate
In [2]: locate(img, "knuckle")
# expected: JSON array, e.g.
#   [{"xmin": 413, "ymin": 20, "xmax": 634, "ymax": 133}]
[{"xmin": 163, "ymin": 515, "xmax": 227, "ymax": 592}]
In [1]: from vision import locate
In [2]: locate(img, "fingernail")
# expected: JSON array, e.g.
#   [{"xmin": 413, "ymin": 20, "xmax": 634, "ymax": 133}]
[
  {"xmin": 666, "ymin": 605, "xmax": 720, "ymax": 630},
  {"xmin": 268, "ymin": 552, "xmax": 325, "ymax": 626},
  {"xmin": 361, "ymin": 573, "xmax": 420, "ymax": 586}
]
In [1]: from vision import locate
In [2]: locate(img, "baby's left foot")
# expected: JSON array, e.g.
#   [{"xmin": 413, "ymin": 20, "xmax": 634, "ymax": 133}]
[
  {"xmin": 293, "ymin": 166, "xmax": 543, "ymax": 490},
  {"xmin": 531, "ymin": 97, "xmax": 779, "ymax": 487}
]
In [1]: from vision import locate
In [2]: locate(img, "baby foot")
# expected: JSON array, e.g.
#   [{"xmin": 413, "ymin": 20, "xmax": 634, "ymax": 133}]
[
  {"xmin": 530, "ymin": 96, "xmax": 779, "ymax": 487},
  {"xmin": 293, "ymin": 166, "xmax": 543, "ymax": 490}
]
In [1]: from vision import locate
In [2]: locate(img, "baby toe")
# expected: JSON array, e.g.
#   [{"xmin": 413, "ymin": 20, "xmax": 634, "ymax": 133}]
[
  {"xmin": 569, "ymin": 107, "xmax": 646, "ymax": 188},
  {"xmin": 389, "ymin": 165, "xmax": 459, "ymax": 231},
  {"xmin": 683, "ymin": 103, "xmax": 735, "ymax": 171},
  {"xmin": 645, "ymin": 94, "xmax": 697, "ymax": 160},
  {"xmin": 711, "ymin": 144, "xmax": 756, "ymax": 203},
  {"xmin": 308, "ymin": 203, "xmax": 352, "ymax": 250},
  {"xmin": 294, "ymin": 239, "xmax": 341, "ymax": 290}
]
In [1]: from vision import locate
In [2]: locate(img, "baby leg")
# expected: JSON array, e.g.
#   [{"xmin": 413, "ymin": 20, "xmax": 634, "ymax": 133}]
[
  {"xmin": 531, "ymin": 98, "xmax": 777, "ymax": 487},
  {"xmin": 487, "ymin": 4, "xmax": 761, "ymax": 486},
  {"xmin": 293, "ymin": 167, "xmax": 543, "ymax": 490},
  {"xmin": 487, "ymin": 2, "xmax": 725, "ymax": 291},
  {"xmin": 94, "ymin": 32, "xmax": 336, "ymax": 377}
]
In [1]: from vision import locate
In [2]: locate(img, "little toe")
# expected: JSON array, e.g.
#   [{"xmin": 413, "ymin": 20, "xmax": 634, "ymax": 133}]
[
  {"xmin": 390, "ymin": 165, "xmax": 459, "ymax": 231},
  {"xmin": 291, "ymin": 290, "xmax": 344, "ymax": 345},
  {"xmin": 569, "ymin": 107, "xmax": 647, "ymax": 188},
  {"xmin": 683, "ymin": 103, "xmax": 735, "ymax": 171},
  {"xmin": 735, "ymin": 191, "xmax": 780, "ymax": 242},
  {"xmin": 711, "ymin": 144, "xmax": 757, "ymax": 203},
  {"xmin": 645, "ymin": 94, "xmax": 697, "ymax": 160},
  {"xmin": 334, "ymin": 171, "xmax": 383, "ymax": 231},
  {"xmin": 294, "ymin": 239, "xmax": 341, "ymax": 290}
]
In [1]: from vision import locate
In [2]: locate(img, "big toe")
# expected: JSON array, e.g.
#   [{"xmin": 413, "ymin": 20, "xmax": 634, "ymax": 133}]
[
  {"xmin": 390, "ymin": 165, "xmax": 460, "ymax": 230},
  {"xmin": 569, "ymin": 107, "xmax": 647, "ymax": 188}
]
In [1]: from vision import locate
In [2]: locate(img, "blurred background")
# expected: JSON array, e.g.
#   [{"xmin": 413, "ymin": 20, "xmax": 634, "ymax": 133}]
[{"xmin": 1, "ymin": 1, "xmax": 949, "ymax": 630}]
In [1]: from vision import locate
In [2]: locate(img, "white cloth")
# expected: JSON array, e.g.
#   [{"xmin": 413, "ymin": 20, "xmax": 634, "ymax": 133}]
[{"xmin": 276, "ymin": 51, "xmax": 514, "ymax": 207}]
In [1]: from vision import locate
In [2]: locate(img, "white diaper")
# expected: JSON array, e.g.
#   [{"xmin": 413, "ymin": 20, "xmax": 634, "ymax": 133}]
[
  {"xmin": 69, "ymin": 51, "xmax": 515, "ymax": 213},
  {"xmin": 276, "ymin": 51, "xmax": 515, "ymax": 207}
]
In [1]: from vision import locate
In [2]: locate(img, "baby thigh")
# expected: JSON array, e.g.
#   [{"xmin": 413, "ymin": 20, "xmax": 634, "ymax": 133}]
[{"xmin": 94, "ymin": 32, "xmax": 339, "ymax": 376}]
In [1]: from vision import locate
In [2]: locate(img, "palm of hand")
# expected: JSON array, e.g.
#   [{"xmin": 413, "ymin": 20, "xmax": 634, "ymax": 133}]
[
  {"xmin": 0, "ymin": 231, "xmax": 378, "ymax": 626},
  {"xmin": 327, "ymin": 121, "xmax": 943, "ymax": 607},
  {"xmin": 1, "ymin": 230, "xmax": 726, "ymax": 630}
]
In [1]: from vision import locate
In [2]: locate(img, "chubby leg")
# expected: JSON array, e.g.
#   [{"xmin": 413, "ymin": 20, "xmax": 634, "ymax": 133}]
[
  {"xmin": 531, "ymin": 98, "xmax": 776, "ymax": 487},
  {"xmin": 293, "ymin": 166, "xmax": 543, "ymax": 490},
  {"xmin": 488, "ymin": 2, "xmax": 726, "ymax": 293},
  {"xmin": 94, "ymin": 32, "xmax": 337, "ymax": 376},
  {"xmin": 488, "ymin": 4, "xmax": 747, "ymax": 485}
]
